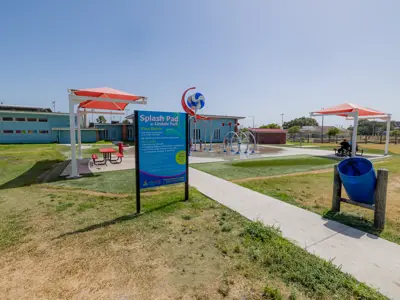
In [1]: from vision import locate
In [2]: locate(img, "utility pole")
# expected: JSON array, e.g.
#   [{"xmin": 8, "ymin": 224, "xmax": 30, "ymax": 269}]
[
  {"xmin": 52, "ymin": 101, "xmax": 56, "ymax": 112},
  {"xmin": 321, "ymin": 115, "xmax": 324, "ymax": 144},
  {"xmin": 280, "ymin": 113, "xmax": 284, "ymax": 128},
  {"xmin": 248, "ymin": 116, "xmax": 255, "ymax": 128}
]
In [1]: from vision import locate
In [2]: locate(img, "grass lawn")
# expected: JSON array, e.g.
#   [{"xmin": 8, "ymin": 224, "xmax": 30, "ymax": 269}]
[
  {"xmin": 239, "ymin": 156, "xmax": 400, "ymax": 245},
  {"xmin": 0, "ymin": 144, "xmax": 387, "ymax": 299},
  {"xmin": 192, "ymin": 155, "xmax": 336, "ymax": 181}
]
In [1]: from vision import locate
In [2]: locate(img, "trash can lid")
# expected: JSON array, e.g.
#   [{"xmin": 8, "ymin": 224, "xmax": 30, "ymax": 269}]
[{"xmin": 338, "ymin": 157, "xmax": 373, "ymax": 177}]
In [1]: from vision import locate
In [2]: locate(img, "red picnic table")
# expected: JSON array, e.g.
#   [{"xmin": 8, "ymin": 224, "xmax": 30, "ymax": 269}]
[
  {"xmin": 99, "ymin": 148, "xmax": 116, "ymax": 161},
  {"xmin": 92, "ymin": 148, "xmax": 123, "ymax": 165}
]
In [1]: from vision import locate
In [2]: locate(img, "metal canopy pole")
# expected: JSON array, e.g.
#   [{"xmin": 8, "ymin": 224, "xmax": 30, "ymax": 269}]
[
  {"xmin": 385, "ymin": 115, "xmax": 391, "ymax": 155},
  {"xmin": 351, "ymin": 111, "xmax": 359, "ymax": 157},
  {"xmin": 77, "ymin": 109, "xmax": 83, "ymax": 159},
  {"xmin": 68, "ymin": 95, "xmax": 79, "ymax": 178}
]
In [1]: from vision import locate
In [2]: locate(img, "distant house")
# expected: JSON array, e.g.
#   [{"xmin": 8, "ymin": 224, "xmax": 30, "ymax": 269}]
[
  {"xmin": 299, "ymin": 126, "xmax": 349, "ymax": 135},
  {"xmin": 249, "ymin": 128, "xmax": 287, "ymax": 144}
]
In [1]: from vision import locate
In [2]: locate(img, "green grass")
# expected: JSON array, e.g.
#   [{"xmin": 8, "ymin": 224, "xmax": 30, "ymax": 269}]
[
  {"xmin": 238, "ymin": 157, "xmax": 400, "ymax": 245},
  {"xmin": 0, "ymin": 144, "xmax": 65, "ymax": 188},
  {"xmin": 0, "ymin": 144, "xmax": 388, "ymax": 298},
  {"xmin": 50, "ymin": 169, "xmax": 136, "ymax": 194},
  {"xmin": 192, "ymin": 155, "xmax": 336, "ymax": 180}
]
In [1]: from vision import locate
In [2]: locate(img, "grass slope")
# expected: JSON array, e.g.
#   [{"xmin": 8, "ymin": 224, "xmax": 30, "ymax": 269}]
[
  {"xmin": 0, "ymin": 144, "xmax": 387, "ymax": 299},
  {"xmin": 239, "ymin": 157, "xmax": 400, "ymax": 245}
]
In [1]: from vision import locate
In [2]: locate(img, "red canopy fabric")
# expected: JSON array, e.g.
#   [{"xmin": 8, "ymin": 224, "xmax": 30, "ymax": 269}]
[
  {"xmin": 314, "ymin": 103, "xmax": 386, "ymax": 117},
  {"xmin": 73, "ymin": 87, "xmax": 144, "ymax": 111}
]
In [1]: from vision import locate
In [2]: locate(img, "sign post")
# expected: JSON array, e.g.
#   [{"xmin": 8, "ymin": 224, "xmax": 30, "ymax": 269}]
[{"xmin": 135, "ymin": 111, "xmax": 189, "ymax": 214}]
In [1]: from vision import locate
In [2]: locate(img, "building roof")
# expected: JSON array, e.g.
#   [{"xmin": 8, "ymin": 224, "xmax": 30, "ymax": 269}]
[
  {"xmin": 0, "ymin": 104, "xmax": 52, "ymax": 112},
  {"xmin": 0, "ymin": 110, "xmax": 68, "ymax": 116},
  {"xmin": 249, "ymin": 128, "xmax": 287, "ymax": 133},
  {"xmin": 125, "ymin": 113, "xmax": 245, "ymax": 120},
  {"xmin": 201, "ymin": 114, "xmax": 245, "ymax": 120}
]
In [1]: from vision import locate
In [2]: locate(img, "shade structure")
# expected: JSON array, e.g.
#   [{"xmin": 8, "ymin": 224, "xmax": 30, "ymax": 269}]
[
  {"xmin": 67, "ymin": 87, "xmax": 147, "ymax": 178},
  {"xmin": 310, "ymin": 103, "xmax": 390, "ymax": 157},
  {"xmin": 73, "ymin": 87, "xmax": 146, "ymax": 111},
  {"xmin": 313, "ymin": 103, "xmax": 386, "ymax": 118}
]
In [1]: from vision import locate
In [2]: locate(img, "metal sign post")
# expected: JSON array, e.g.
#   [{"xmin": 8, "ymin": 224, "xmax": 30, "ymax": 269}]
[{"xmin": 135, "ymin": 111, "xmax": 189, "ymax": 214}]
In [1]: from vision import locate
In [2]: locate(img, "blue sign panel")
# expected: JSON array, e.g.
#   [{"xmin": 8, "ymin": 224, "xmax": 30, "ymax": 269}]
[{"xmin": 137, "ymin": 111, "xmax": 187, "ymax": 189}]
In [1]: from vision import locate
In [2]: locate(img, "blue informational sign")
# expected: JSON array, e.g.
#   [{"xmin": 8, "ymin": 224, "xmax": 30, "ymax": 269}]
[{"xmin": 137, "ymin": 111, "xmax": 187, "ymax": 189}]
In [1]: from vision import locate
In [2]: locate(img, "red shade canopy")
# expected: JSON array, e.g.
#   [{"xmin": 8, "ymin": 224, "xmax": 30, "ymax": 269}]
[
  {"xmin": 72, "ymin": 87, "xmax": 145, "ymax": 111},
  {"xmin": 313, "ymin": 103, "xmax": 386, "ymax": 117}
]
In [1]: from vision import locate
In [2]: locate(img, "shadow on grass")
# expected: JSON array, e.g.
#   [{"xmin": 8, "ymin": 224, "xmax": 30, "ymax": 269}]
[
  {"xmin": 53, "ymin": 198, "xmax": 183, "ymax": 240},
  {"xmin": 323, "ymin": 210, "xmax": 382, "ymax": 238},
  {"xmin": 0, "ymin": 159, "xmax": 64, "ymax": 190}
]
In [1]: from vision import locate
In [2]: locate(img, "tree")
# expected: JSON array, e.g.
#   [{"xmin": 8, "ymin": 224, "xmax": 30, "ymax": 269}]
[
  {"xmin": 283, "ymin": 117, "xmax": 318, "ymax": 129},
  {"xmin": 327, "ymin": 127, "xmax": 340, "ymax": 137},
  {"xmin": 287, "ymin": 126, "xmax": 300, "ymax": 140},
  {"xmin": 96, "ymin": 115, "xmax": 107, "ymax": 123},
  {"xmin": 347, "ymin": 120, "xmax": 395, "ymax": 136},
  {"xmin": 122, "ymin": 119, "xmax": 130, "ymax": 124},
  {"xmin": 259, "ymin": 123, "xmax": 281, "ymax": 129},
  {"xmin": 327, "ymin": 127, "xmax": 340, "ymax": 142}
]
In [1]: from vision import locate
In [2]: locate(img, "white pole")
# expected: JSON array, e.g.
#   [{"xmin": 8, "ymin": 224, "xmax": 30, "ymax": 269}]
[
  {"xmin": 209, "ymin": 119, "xmax": 213, "ymax": 151},
  {"xmin": 77, "ymin": 109, "xmax": 83, "ymax": 159},
  {"xmin": 351, "ymin": 111, "xmax": 359, "ymax": 157},
  {"xmin": 385, "ymin": 115, "xmax": 391, "ymax": 156},
  {"xmin": 194, "ymin": 117, "xmax": 197, "ymax": 151},
  {"xmin": 68, "ymin": 96, "xmax": 78, "ymax": 178}
]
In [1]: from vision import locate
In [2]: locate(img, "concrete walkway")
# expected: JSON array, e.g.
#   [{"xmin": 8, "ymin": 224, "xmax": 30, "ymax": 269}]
[{"xmin": 189, "ymin": 168, "xmax": 400, "ymax": 299}]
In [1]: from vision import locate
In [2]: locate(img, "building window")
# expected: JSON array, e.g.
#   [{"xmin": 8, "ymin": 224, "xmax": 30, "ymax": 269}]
[
  {"xmin": 39, "ymin": 130, "xmax": 49, "ymax": 134},
  {"xmin": 3, "ymin": 130, "xmax": 13, "ymax": 134},
  {"xmin": 2, "ymin": 117, "xmax": 13, "ymax": 121},
  {"xmin": 15, "ymin": 130, "xmax": 27, "ymax": 134},
  {"xmin": 38, "ymin": 118, "xmax": 48, "ymax": 122},
  {"xmin": 213, "ymin": 129, "xmax": 221, "ymax": 140},
  {"xmin": 28, "ymin": 130, "xmax": 38, "ymax": 134},
  {"xmin": 193, "ymin": 129, "xmax": 201, "ymax": 140},
  {"xmin": 15, "ymin": 117, "xmax": 26, "ymax": 121},
  {"xmin": 128, "ymin": 128, "xmax": 134, "ymax": 139},
  {"xmin": 27, "ymin": 118, "xmax": 37, "ymax": 122},
  {"xmin": 104, "ymin": 129, "xmax": 109, "ymax": 139}
]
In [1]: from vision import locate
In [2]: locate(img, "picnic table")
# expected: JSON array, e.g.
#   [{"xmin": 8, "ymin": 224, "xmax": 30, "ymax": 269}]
[
  {"xmin": 99, "ymin": 148, "xmax": 116, "ymax": 161},
  {"xmin": 91, "ymin": 148, "xmax": 124, "ymax": 165}
]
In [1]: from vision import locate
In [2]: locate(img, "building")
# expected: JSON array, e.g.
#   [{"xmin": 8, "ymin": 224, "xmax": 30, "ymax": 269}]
[
  {"xmin": 249, "ymin": 128, "xmax": 287, "ymax": 144},
  {"xmin": 1, "ymin": 104, "xmax": 243, "ymax": 144},
  {"xmin": 299, "ymin": 125, "xmax": 349, "ymax": 137},
  {"xmin": 126, "ymin": 113, "xmax": 245, "ymax": 143}
]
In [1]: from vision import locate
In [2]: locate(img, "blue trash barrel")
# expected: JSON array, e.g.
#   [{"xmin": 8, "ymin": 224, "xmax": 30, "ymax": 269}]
[{"xmin": 337, "ymin": 157, "xmax": 376, "ymax": 205}]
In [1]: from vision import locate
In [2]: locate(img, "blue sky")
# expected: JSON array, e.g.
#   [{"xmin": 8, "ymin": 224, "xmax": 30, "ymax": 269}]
[{"xmin": 1, "ymin": 0, "xmax": 399, "ymax": 127}]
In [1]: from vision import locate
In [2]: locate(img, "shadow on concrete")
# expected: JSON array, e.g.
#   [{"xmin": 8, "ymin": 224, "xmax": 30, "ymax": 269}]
[
  {"xmin": 60, "ymin": 158, "xmax": 93, "ymax": 177},
  {"xmin": 0, "ymin": 159, "xmax": 65, "ymax": 190},
  {"xmin": 323, "ymin": 210, "xmax": 382, "ymax": 239}
]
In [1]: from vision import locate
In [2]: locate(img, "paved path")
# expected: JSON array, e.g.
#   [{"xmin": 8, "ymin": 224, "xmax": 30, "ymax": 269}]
[
  {"xmin": 259, "ymin": 145, "xmax": 385, "ymax": 159},
  {"xmin": 189, "ymin": 168, "xmax": 400, "ymax": 299}
]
